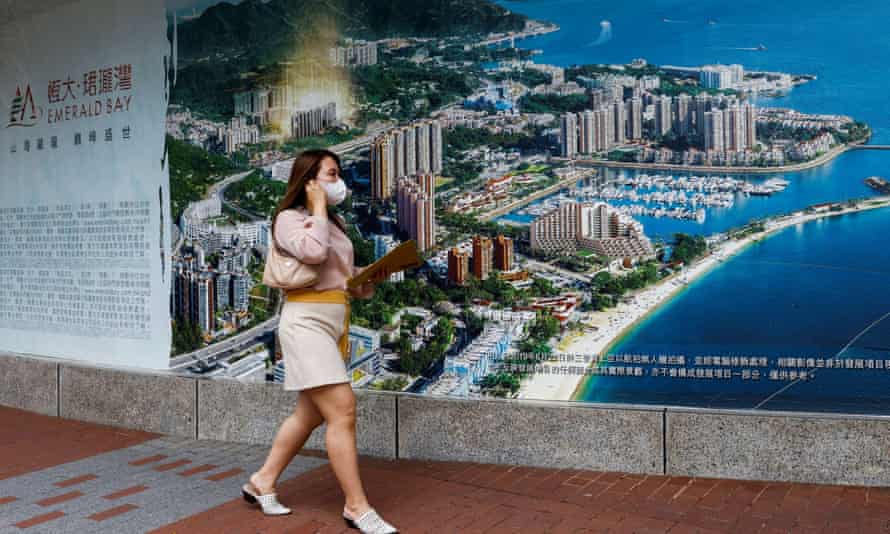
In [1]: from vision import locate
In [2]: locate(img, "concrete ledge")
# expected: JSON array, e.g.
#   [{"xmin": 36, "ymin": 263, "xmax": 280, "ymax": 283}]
[
  {"xmin": 6, "ymin": 352, "xmax": 890, "ymax": 485},
  {"xmin": 198, "ymin": 379, "xmax": 397, "ymax": 459},
  {"xmin": 398, "ymin": 394, "xmax": 664, "ymax": 474},
  {"xmin": 666, "ymin": 408, "xmax": 890, "ymax": 486},
  {"xmin": 0, "ymin": 353, "xmax": 58, "ymax": 416},
  {"xmin": 59, "ymin": 363, "xmax": 196, "ymax": 438}
]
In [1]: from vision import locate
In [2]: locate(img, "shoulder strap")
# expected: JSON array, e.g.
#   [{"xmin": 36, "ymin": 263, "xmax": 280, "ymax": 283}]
[{"xmin": 272, "ymin": 209, "xmax": 299, "ymax": 257}]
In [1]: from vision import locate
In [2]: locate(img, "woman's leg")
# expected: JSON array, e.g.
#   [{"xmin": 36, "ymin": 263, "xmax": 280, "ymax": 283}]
[
  {"xmin": 304, "ymin": 382, "xmax": 371, "ymax": 518},
  {"xmin": 250, "ymin": 391, "xmax": 325, "ymax": 494}
]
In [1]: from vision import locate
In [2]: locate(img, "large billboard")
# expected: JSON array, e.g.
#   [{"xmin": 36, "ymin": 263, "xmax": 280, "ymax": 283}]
[
  {"xmin": 3, "ymin": 0, "xmax": 889, "ymax": 413},
  {"xmin": 161, "ymin": 0, "xmax": 890, "ymax": 413}
]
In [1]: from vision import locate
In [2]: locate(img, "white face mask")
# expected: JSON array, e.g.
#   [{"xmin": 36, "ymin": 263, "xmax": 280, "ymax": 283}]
[{"xmin": 320, "ymin": 177, "xmax": 348, "ymax": 206}]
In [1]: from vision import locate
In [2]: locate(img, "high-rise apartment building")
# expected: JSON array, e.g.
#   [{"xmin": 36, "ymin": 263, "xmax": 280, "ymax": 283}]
[{"xmin": 371, "ymin": 120, "xmax": 442, "ymax": 200}]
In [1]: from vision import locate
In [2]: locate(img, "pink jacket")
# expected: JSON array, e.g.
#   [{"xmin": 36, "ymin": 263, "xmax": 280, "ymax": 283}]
[{"xmin": 273, "ymin": 206, "xmax": 374, "ymax": 299}]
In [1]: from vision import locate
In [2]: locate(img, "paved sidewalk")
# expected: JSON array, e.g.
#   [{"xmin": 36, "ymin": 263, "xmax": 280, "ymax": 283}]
[{"xmin": 1, "ymin": 407, "xmax": 889, "ymax": 533}]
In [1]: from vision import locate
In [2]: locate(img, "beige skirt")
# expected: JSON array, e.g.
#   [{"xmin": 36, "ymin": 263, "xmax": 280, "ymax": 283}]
[{"xmin": 279, "ymin": 300, "xmax": 350, "ymax": 391}]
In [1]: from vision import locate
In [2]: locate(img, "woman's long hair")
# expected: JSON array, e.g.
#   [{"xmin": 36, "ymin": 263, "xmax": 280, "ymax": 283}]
[{"xmin": 270, "ymin": 149, "xmax": 347, "ymax": 240}]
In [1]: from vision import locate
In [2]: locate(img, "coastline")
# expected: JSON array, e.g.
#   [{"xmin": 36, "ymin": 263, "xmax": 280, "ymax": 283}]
[
  {"xmin": 517, "ymin": 195, "xmax": 890, "ymax": 402},
  {"xmin": 475, "ymin": 21, "xmax": 560, "ymax": 48},
  {"xmin": 562, "ymin": 141, "xmax": 879, "ymax": 176}
]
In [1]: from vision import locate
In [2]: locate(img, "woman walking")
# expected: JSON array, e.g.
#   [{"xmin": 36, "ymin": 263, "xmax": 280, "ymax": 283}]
[{"xmin": 242, "ymin": 149, "xmax": 398, "ymax": 534}]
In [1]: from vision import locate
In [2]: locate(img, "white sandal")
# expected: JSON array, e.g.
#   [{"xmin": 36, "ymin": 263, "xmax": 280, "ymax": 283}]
[
  {"xmin": 343, "ymin": 507, "xmax": 399, "ymax": 534},
  {"xmin": 241, "ymin": 483, "xmax": 292, "ymax": 516}
]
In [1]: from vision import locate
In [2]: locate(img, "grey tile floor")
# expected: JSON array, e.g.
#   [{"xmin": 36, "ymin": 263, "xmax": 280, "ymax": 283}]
[{"xmin": 0, "ymin": 436, "xmax": 327, "ymax": 534}]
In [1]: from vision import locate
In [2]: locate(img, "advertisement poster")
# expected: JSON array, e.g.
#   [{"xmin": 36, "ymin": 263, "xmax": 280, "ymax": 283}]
[
  {"xmin": 2, "ymin": 0, "xmax": 887, "ymax": 412},
  {"xmin": 162, "ymin": 0, "xmax": 890, "ymax": 414},
  {"xmin": 0, "ymin": 0, "xmax": 171, "ymax": 369}
]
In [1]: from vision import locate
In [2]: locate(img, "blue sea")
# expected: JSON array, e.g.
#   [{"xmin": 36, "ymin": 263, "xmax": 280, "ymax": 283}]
[{"xmin": 497, "ymin": 0, "xmax": 890, "ymax": 413}]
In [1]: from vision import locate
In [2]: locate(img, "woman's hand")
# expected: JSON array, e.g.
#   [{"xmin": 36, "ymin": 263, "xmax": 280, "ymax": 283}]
[
  {"xmin": 305, "ymin": 178, "xmax": 328, "ymax": 216},
  {"xmin": 349, "ymin": 265, "xmax": 387, "ymax": 300}
]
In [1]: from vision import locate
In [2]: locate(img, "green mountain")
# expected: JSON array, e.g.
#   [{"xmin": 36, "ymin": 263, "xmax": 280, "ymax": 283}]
[
  {"xmin": 176, "ymin": 0, "xmax": 527, "ymax": 60},
  {"xmin": 171, "ymin": 0, "xmax": 526, "ymax": 119}
]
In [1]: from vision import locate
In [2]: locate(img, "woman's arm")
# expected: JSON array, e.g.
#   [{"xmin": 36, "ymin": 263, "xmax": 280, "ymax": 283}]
[{"xmin": 274, "ymin": 210, "xmax": 331, "ymax": 264}]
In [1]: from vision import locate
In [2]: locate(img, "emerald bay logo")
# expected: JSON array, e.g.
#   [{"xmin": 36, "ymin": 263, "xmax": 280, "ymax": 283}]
[{"xmin": 7, "ymin": 84, "xmax": 42, "ymax": 127}]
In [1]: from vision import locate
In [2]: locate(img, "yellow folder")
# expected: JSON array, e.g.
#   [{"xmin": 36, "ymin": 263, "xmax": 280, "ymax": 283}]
[{"xmin": 348, "ymin": 240, "xmax": 423, "ymax": 289}]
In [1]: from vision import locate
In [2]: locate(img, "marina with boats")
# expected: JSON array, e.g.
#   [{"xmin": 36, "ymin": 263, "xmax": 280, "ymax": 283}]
[
  {"xmin": 612, "ymin": 173, "xmax": 790, "ymax": 197},
  {"xmin": 511, "ymin": 173, "xmax": 790, "ymax": 224}
]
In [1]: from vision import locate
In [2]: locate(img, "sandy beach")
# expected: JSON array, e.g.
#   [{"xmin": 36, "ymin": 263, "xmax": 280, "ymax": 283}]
[{"xmin": 517, "ymin": 196, "xmax": 890, "ymax": 402}]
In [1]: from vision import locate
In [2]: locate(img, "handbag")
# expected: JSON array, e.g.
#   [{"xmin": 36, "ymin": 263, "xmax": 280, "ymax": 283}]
[{"xmin": 262, "ymin": 210, "xmax": 321, "ymax": 290}]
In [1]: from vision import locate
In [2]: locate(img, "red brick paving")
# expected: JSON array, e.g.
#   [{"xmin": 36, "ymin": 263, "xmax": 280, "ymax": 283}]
[
  {"xmin": 14, "ymin": 510, "xmax": 65, "ymax": 529},
  {"xmin": 35, "ymin": 490, "xmax": 84, "ymax": 507},
  {"xmin": 53, "ymin": 473, "xmax": 98, "ymax": 487},
  {"xmin": 4, "ymin": 405, "xmax": 890, "ymax": 533},
  {"xmin": 103, "ymin": 484, "xmax": 149, "ymax": 500},
  {"xmin": 0, "ymin": 406, "xmax": 157, "ymax": 481},
  {"xmin": 206, "ymin": 467, "xmax": 244, "ymax": 481},
  {"xmin": 153, "ymin": 459, "xmax": 192, "ymax": 472},
  {"xmin": 152, "ymin": 456, "xmax": 890, "ymax": 533},
  {"xmin": 178, "ymin": 463, "xmax": 219, "ymax": 477},
  {"xmin": 88, "ymin": 503, "xmax": 139, "ymax": 521},
  {"xmin": 129, "ymin": 454, "xmax": 168, "ymax": 466}
]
